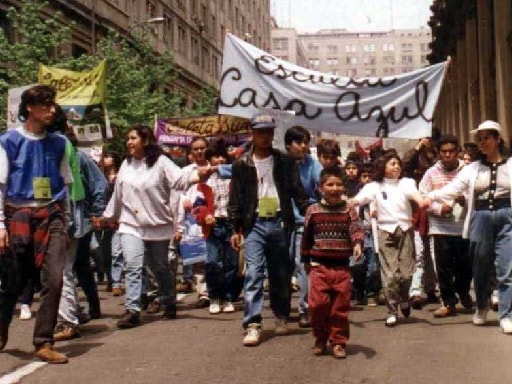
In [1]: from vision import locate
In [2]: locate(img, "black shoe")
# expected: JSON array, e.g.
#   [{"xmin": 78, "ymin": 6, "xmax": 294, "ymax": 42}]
[
  {"xmin": 410, "ymin": 295, "xmax": 424, "ymax": 310},
  {"xmin": 0, "ymin": 322, "xmax": 9, "ymax": 351},
  {"xmin": 117, "ymin": 311, "xmax": 140, "ymax": 329},
  {"xmin": 298, "ymin": 314, "xmax": 311, "ymax": 328},
  {"xmin": 426, "ymin": 291, "xmax": 439, "ymax": 304},
  {"xmin": 77, "ymin": 312, "xmax": 91, "ymax": 325},
  {"xmin": 162, "ymin": 305, "xmax": 177, "ymax": 320},
  {"xmin": 195, "ymin": 296, "xmax": 210, "ymax": 308},
  {"xmin": 400, "ymin": 303, "xmax": 411, "ymax": 318},
  {"xmin": 459, "ymin": 293, "xmax": 473, "ymax": 310}
]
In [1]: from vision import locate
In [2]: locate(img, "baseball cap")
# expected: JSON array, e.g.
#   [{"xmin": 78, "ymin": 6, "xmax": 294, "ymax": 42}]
[
  {"xmin": 470, "ymin": 120, "xmax": 501, "ymax": 134},
  {"xmin": 250, "ymin": 113, "xmax": 276, "ymax": 129}
]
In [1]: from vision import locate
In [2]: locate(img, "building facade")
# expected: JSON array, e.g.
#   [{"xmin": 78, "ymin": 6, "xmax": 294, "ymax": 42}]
[
  {"xmin": 429, "ymin": 0, "xmax": 512, "ymax": 145},
  {"xmin": 299, "ymin": 27, "xmax": 431, "ymax": 77},
  {"xmin": 270, "ymin": 27, "xmax": 310, "ymax": 68},
  {"xmin": 0, "ymin": 0, "xmax": 273, "ymax": 104}
]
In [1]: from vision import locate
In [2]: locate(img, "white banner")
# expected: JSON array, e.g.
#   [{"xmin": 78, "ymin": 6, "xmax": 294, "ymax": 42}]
[{"xmin": 218, "ymin": 34, "xmax": 448, "ymax": 139}]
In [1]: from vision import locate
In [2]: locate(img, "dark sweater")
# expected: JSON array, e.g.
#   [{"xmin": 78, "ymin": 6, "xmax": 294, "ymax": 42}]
[{"xmin": 301, "ymin": 201, "xmax": 364, "ymax": 266}]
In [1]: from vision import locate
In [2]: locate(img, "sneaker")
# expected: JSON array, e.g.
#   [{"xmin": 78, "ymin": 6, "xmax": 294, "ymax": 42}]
[
  {"xmin": 459, "ymin": 293, "xmax": 473, "ymax": 310},
  {"xmin": 500, "ymin": 317, "xmax": 512, "ymax": 334},
  {"xmin": 491, "ymin": 291, "xmax": 499, "ymax": 312},
  {"xmin": 34, "ymin": 343, "xmax": 68, "ymax": 364},
  {"xmin": 117, "ymin": 310, "xmax": 141, "ymax": 329},
  {"xmin": 19, "ymin": 304, "xmax": 32, "ymax": 320},
  {"xmin": 472, "ymin": 308, "xmax": 489, "ymax": 326},
  {"xmin": 222, "ymin": 301, "xmax": 235, "ymax": 313},
  {"xmin": 332, "ymin": 344, "xmax": 347, "ymax": 359},
  {"xmin": 433, "ymin": 305, "xmax": 457, "ymax": 318},
  {"xmin": 298, "ymin": 313, "xmax": 311, "ymax": 328},
  {"xmin": 274, "ymin": 317, "xmax": 290, "ymax": 336},
  {"xmin": 196, "ymin": 295, "xmax": 210, "ymax": 308},
  {"xmin": 385, "ymin": 315, "xmax": 397, "ymax": 327},
  {"xmin": 367, "ymin": 297, "xmax": 378, "ymax": 307},
  {"xmin": 209, "ymin": 298, "xmax": 221, "ymax": 314},
  {"xmin": 53, "ymin": 323, "xmax": 80, "ymax": 342},
  {"xmin": 243, "ymin": 323, "xmax": 261, "ymax": 346},
  {"xmin": 312, "ymin": 339, "xmax": 326, "ymax": 356},
  {"xmin": 400, "ymin": 302, "xmax": 411, "ymax": 318}
]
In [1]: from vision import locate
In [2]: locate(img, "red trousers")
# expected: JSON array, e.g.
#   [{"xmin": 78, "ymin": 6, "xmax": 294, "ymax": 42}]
[{"xmin": 308, "ymin": 264, "xmax": 351, "ymax": 346}]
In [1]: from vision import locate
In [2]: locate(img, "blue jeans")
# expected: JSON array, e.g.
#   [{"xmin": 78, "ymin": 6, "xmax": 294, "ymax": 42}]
[
  {"xmin": 242, "ymin": 217, "xmax": 293, "ymax": 328},
  {"xmin": 205, "ymin": 219, "xmax": 238, "ymax": 301},
  {"xmin": 350, "ymin": 231, "xmax": 381, "ymax": 298},
  {"xmin": 120, "ymin": 234, "xmax": 174, "ymax": 313},
  {"xmin": 291, "ymin": 226, "xmax": 308, "ymax": 315},
  {"xmin": 111, "ymin": 231, "xmax": 124, "ymax": 289},
  {"xmin": 469, "ymin": 207, "xmax": 512, "ymax": 320}
]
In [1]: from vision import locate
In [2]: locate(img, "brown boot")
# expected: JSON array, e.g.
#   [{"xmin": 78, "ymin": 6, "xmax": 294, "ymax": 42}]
[{"xmin": 34, "ymin": 343, "xmax": 68, "ymax": 364}]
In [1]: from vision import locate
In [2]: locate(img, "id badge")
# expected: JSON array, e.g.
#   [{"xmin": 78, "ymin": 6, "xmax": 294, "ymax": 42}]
[
  {"xmin": 33, "ymin": 177, "xmax": 52, "ymax": 199},
  {"xmin": 258, "ymin": 197, "xmax": 279, "ymax": 218}
]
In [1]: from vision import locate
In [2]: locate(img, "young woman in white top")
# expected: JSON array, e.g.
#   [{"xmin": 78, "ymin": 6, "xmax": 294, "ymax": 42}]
[
  {"xmin": 426, "ymin": 121, "xmax": 512, "ymax": 334},
  {"xmin": 102, "ymin": 125, "xmax": 198, "ymax": 328},
  {"xmin": 350, "ymin": 151, "xmax": 426, "ymax": 327}
]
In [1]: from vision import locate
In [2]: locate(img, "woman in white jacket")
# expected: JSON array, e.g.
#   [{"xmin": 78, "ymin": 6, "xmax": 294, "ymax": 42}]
[
  {"xmin": 426, "ymin": 120, "xmax": 512, "ymax": 335},
  {"xmin": 102, "ymin": 125, "xmax": 198, "ymax": 328}
]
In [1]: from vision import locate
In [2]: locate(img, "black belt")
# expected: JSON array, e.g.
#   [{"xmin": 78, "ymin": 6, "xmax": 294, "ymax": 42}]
[{"xmin": 474, "ymin": 198, "xmax": 511, "ymax": 211}]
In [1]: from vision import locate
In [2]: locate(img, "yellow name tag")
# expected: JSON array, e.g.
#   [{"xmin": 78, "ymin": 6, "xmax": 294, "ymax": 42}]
[
  {"xmin": 258, "ymin": 197, "xmax": 279, "ymax": 218},
  {"xmin": 33, "ymin": 177, "xmax": 52, "ymax": 199}
]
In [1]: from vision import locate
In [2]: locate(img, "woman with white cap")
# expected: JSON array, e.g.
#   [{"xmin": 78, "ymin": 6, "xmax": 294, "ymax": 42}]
[{"xmin": 425, "ymin": 120, "xmax": 512, "ymax": 334}]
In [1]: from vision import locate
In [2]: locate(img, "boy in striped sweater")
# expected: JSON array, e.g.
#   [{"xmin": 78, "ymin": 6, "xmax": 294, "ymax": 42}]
[{"xmin": 301, "ymin": 167, "xmax": 364, "ymax": 359}]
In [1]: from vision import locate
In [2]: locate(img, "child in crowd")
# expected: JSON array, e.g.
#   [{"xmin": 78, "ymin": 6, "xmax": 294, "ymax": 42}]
[
  {"xmin": 316, "ymin": 139, "xmax": 341, "ymax": 169},
  {"xmin": 199, "ymin": 139, "xmax": 237, "ymax": 314},
  {"xmin": 343, "ymin": 152, "xmax": 363, "ymax": 198},
  {"xmin": 301, "ymin": 166, "xmax": 364, "ymax": 358},
  {"xmin": 350, "ymin": 151, "xmax": 427, "ymax": 327}
]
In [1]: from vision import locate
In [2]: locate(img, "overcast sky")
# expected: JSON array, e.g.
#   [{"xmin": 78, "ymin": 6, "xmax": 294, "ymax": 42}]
[{"xmin": 270, "ymin": 0, "xmax": 433, "ymax": 33}]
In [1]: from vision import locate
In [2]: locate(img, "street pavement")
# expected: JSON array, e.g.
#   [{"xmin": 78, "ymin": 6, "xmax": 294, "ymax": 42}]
[{"xmin": 1, "ymin": 285, "xmax": 511, "ymax": 384}]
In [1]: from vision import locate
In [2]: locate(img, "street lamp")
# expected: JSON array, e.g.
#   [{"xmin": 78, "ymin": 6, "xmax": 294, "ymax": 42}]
[{"xmin": 128, "ymin": 17, "xmax": 165, "ymax": 35}]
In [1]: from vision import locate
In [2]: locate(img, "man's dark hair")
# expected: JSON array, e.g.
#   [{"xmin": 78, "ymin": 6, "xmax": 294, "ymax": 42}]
[
  {"xmin": 316, "ymin": 138, "xmax": 341, "ymax": 157},
  {"xmin": 436, "ymin": 135, "xmax": 459, "ymax": 150},
  {"xmin": 205, "ymin": 138, "xmax": 231, "ymax": 164},
  {"xmin": 284, "ymin": 125, "xmax": 311, "ymax": 147},
  {"xmin": 18, "ymin": 85, "xmax": 56, "ymax": 122}
]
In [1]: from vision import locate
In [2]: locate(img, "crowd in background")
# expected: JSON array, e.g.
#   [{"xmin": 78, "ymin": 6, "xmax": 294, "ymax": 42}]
[{"xmin": 1, "ymin": 85, "xmax": 511, "ymax": 364}]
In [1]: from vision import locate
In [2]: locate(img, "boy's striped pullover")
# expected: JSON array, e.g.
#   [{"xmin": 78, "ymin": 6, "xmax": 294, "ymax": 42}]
[{"xmin": 301, "ymin": 202, "xmax": 364, "ymax": 266}]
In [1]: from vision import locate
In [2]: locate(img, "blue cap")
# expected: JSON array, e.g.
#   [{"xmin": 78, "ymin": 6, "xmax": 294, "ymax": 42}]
[{"xmin": 250, "ymin": 113, "xmax": 276, "ymax": 129}]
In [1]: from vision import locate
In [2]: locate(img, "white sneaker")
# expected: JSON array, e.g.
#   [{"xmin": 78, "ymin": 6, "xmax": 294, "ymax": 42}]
[
  {"xmin": 473, "ymin": 308, "xmax": 489, "ymax": 325},
  {"xmin": 500, "ymin": 318, "xmax": 512, "ymax": 334},
  {"xmin": 19, "ymin": 304, "xmax": 32, "ymax": 320},
  {"xmin": 222, "ymin": 301, "xmax": 235, "ymax": 313},
  {"xmin": 385, "ymin": 315, "xmax": 397, "ymax": 327},
  {"xmin": 243, "ymin": 323, "xmax": 261, "ymax": 346},
  {"xmin": 209, "ymin": 299, "xmax": 221, "ymax": 315}
]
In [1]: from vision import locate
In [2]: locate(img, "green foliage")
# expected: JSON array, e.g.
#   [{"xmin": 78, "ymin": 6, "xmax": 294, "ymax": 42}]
[{"xmin": 0, "ymin": 0, "xmax": 218, "ymax": 152}]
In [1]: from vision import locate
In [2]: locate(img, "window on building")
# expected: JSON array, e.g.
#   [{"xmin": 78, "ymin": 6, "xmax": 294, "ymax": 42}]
[
  {"xmin": 308, "ymin": 44, "xmax": 319, "ymax": 53},
  {"xmin": 163, "ymin": 14, "xmax": 174, "ymax": 46},
  {"xmin": 191, "ymin": 0, "xmax": 198, "ymax": 15},
  {"xmin": 327, "ymin": 45, "xmax": 338, "ymax": 54},
  {"xmin": 326, "ymin": 58, "xmax": 338, "ymax": 66},
  {"xmin": 401, "ymin": 55, "xmax": 413, "ymax": 64},
  {"xmin": 72, "ymin": 43, "xmax": 88, "ymax": 59},
  {"xmin": 309, "ymin": 58, "xmax": 320, "ymax": 67},
  {"xmin": 401, "ymin": 43, "xmax": 413, "ymax": 51},
  {"xmin": 345, "ymin": 44, "xmax": 356, "ymax": 52},
  {"xmin": 202, "ymin": 45, "xmax": 210, "ymax": 72},
  {"xmin": 211, "ymin": 15, "xmax": 217, "ymax": 40},
  {"xmin": 146, "ymin": 0, "xmax": 157, "ymax": 18},
  {"xmin": 177, "ymin": 24, "xmax": 187, "ymax": 56},
  {"xmin": 421, "ymin": 43, "xmax": 429, "ymax": 51},
  {"xmin": 351, "ymin": 57, "xmax": 358, "ymax": 65},
  {"xmin": 363, "ymin": 44, "xmax": 376, "ymax": 52},
  {"xmin": 383, "ymin": 55, "xmax": 395, "ymax": 64},
  {"xmin": 273, "ymin": 38, "xmax": 289, "ymax": 50},
  {"xmin": 213, "ymin": 55, "xmax": 219, "ymax": 78},
  {"xmin": 191, "ymin": 35, "xmax": 200, "ymax": 64}
]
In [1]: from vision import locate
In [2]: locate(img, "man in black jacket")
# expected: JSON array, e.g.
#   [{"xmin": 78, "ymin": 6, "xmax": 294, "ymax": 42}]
[{"xmin": 229, "ymin": 113, "xmax": 310, "ymax": 347}]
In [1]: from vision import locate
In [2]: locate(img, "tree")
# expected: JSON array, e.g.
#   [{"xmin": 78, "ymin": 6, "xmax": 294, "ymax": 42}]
[{"xmin": 0, "ymin": 0, "xmax": 218, "ymax": 151}]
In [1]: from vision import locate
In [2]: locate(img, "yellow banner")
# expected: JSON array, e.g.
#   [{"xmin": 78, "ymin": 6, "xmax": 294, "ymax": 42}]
[{"xmin": 38, "ymin": 61, "xmax": 106, "ymax": 106}]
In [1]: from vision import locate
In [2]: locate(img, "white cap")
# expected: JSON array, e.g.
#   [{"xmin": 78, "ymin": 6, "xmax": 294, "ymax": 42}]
[{"xmin": 470, "ymin": 120, "xmax": 501, "ymax": 134}]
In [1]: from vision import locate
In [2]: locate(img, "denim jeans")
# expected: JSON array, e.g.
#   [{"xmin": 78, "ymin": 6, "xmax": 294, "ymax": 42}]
[
  {"xmin": 409, "ymin": 231, "xmax": 437, "ymax": 297},
  {"xmin": 205, "ymin": 219, "xmax": 238, "ymax": 301},
  {"xmin": 290, "ymin": 225, "xmax": 308, "ymax": 315},
  {"xmin": 110, "ymin": 231, "xmax": 124, "ymax": 289},
  {"xmin": 74, "ymin": 231, "xmax": 100, "ymax": 315},
  {"xmin": 350, "ymin": 231, "xmax": 381, "ymax": 298},
  {"xmin": 57, "ymin": 238, "xmax": 80, "ymax": 325},
  {"xmin": 469, "ymin": 207, "xmax": 512, "ymax": 320},
  {"xmin": 120, "ymin": 234, "xmax": 174, "ymax": 313},
  {"xmin": 242, "ymin": 217, "xmax": 293, "ymax": 328}
]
